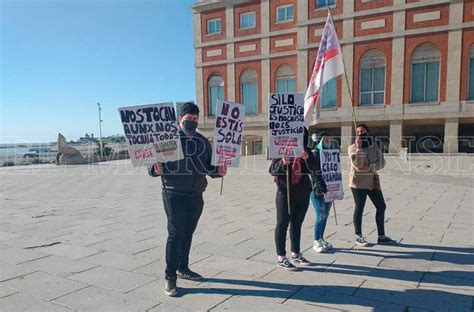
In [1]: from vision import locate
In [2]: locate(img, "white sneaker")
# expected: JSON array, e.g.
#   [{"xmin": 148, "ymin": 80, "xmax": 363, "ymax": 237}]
[
  {"xmin": 321, "ymin": 239, "xmax": 333, "ymax": 250},
  {"xmin": 356, "ymin": 236, "xmax": 369, "ymax": 247},
  {"xmin": 313, "ymin": 240, "xmax": 326, "ymax": 253}
]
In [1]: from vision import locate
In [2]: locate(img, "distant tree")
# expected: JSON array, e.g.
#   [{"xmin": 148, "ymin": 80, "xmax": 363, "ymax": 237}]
[{"xmin": 95, "ymin": 141, "xmax": 114, "ymax": 156}]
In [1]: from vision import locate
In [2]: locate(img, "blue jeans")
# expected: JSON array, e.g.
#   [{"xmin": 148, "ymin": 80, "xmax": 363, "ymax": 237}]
[{"xmin": 310, "ymin": 192, "xmax": 332, "ymax": 240}]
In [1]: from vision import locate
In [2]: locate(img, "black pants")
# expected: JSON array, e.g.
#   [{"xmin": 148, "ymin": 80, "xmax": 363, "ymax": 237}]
[
  {"xmin": 162, "ymin": 190, "xmax": 203, "ymax": 279},
  {"xmin": 275, "ymin": 190, "xmax": 310, "ymax": 256},
  {"xmin": 351, "ymin": 188, "xmax": 386, "ymax": 236}
]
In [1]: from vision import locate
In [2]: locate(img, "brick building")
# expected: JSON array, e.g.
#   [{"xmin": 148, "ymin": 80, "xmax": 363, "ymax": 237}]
[{"xmin": 191, "ymin": 0, "xmax": 474, "ymax": 154}]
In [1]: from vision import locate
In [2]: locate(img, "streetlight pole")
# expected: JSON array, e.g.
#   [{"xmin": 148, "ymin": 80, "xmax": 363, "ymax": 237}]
[{"xmin": 97, "ymin": 103, "xmax": 104, "ymax": 157}]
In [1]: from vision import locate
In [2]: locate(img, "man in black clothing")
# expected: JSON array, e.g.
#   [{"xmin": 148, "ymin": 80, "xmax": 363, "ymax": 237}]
[{"xmin": 148, "ymin": 102, "xmax": 226, "ymax": 296}]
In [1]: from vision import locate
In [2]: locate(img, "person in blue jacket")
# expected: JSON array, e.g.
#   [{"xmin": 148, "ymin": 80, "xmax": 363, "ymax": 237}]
[{"xmin": 310, "ymin": 131, "xmax": 337, "ymax": 253}]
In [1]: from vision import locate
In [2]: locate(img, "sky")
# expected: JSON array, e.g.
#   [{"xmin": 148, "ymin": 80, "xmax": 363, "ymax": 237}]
[{"xmin": 0, "ymin": 0, "xmax": 196, "ymax": 144}]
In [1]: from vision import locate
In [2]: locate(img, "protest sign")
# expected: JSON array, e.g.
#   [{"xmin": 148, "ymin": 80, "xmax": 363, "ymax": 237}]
[
  {"xmin": 268, "ymin": 93, "xmax": 305, "ymax": 159},
  {"xmin": 211, "ymin": 100, "xmax": 245, "ymax": 167},
  {"xmin": 320, "ymin": 149, "xmax": 344, "ymax": 202},
  {"xmin": 118, "ymin": 103, "xmax": 183, "ymax": 166}
]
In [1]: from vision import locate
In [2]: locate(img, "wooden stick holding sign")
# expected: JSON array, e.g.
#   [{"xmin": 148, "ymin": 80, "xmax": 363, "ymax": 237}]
[
  {"xmin": 286, "ymin": 161, "xmax": 291, "ymax": 215},
  {"xmin": 333, "ymin": 201, "xmax": 338, "ymax": 226},
  {"xmin": 220, "ymin": 176, "xmax": 224, "ymax": 195},
  {"xmin": 211, "ymin": 100, "xmax": 245, "ymax": 195}
]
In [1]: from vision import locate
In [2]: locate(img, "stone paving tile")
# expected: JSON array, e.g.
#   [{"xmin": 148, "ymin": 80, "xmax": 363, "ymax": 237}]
[
  {"xmin": 192, "ymin": 242, "xmax": 263, "ymax": 259},
  {"xmin": 53, "ymin": 285, "xmax": 160, "ymax": 311},
  {"xmin": 0, "ymin": 292, "xmax": 73, "ymax": 312},
  {"xmin": 0, "ymin": 261, "xmax": 35, "ymax": 282},
  {"xmin": 1, "ymin": 156, "xmax": 473, "ymax": 311},
  {"xmin": 0, "ymin": 247, "xmax": 49, "ymax": 265},
  {"xmin": 80, "ymin": 250, "xmax": 156, "ymax": 271},
  {"xmin": 419, "ymin": 273, "xmax": 474, "ymax": 295},
  {"xmin": 19, "ymin": 254, "xmax": 98, "ymax": 278},
  {"xmin": 127, "ymin": 279, "xmax": 231, "ymax": 311},
  {"xmin": 193, "ymin": 255, "xmax": 276, "ymax": 278},
  {"xmin": 200, "ymin": 271, "xmax": 300, "ymax": 303},
  {"xmin": 0, "ymin": 286, "xmax": 17, "ymax": 299},
  {"xmin": 211, "ymin": 295, "xmax": 324, "ymax": 312},
  {"xmin": 39, "ymin": 242, "xmax": 103, "ymax": 260},
  {"xmin": 1, "ymin": 271, "xmax": 89, "ymax": 301},
  {"xmin": 354, "ymin": 280, "xmax": 473, "ymax": 311},
  {"xmin": 286, "ymin": 285, "xmax": 406, "ymax": 312},
  {"xmin": 263, "ymin": 268, "xmax": 364, "ymax": 295},
  {"xmin": 68, "ymin": 265, "xmax": 157, "ymax": 293}
]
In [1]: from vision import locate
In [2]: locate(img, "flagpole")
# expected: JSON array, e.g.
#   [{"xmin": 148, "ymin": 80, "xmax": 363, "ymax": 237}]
[{"xmin": 327, "ymin": 8, "xmax": 358, "ymax": 133}]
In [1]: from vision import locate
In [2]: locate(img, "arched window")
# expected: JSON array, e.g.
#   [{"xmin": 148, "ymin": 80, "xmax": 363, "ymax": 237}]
[
  {"xmin": 276, "ymin": 64, "xmax": 295, "ymax": 93},
  {"xmin": 240, "ymin": 69, "xmax": 258, "ymax": 114},
  {"xmin": 410, "ymin": 43, "xmax": 440, "ymax": 103},
  {"xmin": 360, "ymin": 49, "xmax": 385, "ymax": 106},
  {"xmin": 469, "ymin": 45, "xmax": 474, "ymax": 100},
  {"xmin": 208, "ymin": 75, "xmax": 224, "ymax": 116}
]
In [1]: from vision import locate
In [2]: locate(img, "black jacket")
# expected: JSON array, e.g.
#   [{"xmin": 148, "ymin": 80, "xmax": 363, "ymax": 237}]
[
  {"xmin": 310, "ymin": 148, "xmax": 328, "ymax": 199},
  {"xmin": 148, "ymin": 129, "xmax": 221, "ymax": 193},
  {"xmin": 268, "ymin": 149, "xmax": 319, "ymax": 199}
]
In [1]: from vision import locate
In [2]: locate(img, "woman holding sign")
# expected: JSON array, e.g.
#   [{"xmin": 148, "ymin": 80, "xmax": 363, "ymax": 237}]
[
  {"xmin": 310, "ymin": 131, "xmax": 337, "ymax": 253},
  {"xmin": 269, "ymin": 128, "xmax": 315, "ymax": 270}
]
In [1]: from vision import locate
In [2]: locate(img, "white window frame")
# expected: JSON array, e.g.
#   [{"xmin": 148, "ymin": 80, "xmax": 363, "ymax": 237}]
[
  {"xmin": 359, "ymin": 67, "xmax": 386, "ymax": 106},
  {"xmin": 207, "ymin": 18, "xmax": 222, "ymax": 35},
  {"xmin": 276, "ymin": 4, "xmax": 294, "ymax": 24},
  {"xmin": 315, "ymin": 0, "xmax": 337, "ymax": 10},
  {"xmin": 410, "ymin": 60, "xmax": 440, "ymax": 104},
  {"xmin": 240, "ymin": 11, "xmax": 256, "ymax": 30}
]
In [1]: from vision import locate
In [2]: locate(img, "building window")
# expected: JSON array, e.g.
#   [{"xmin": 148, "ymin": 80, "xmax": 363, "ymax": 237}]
[
  {"xmin": 207, "ymin": 18, "xmax": 222, "ymax": 35},
  {"xmin": 360, "ymin": 49, "xmax": 385, "ymax": 106},
  {"xmin": 240, "ymin": 12, "xmax": 256, "ymax": 29},
  {"xmin": 208, "ymin": 75, "xmax": 224, "ymax": 116},
  {"xmin": 316, "ymin": 0, "xmax": 336, "ymax": 9},
  {"xmin": 320, "ymin": 78, "xmax": 337, "ymax": 109},
  {"xmin": 276, "ymin": 4, "xmax": 294, "ymax": 23},
  {"xmin": 410, "ymin": 43, "xmax": 440, "ymax": 103},
  {"xmin": 240, "ymin": 69, "xmax": 258, "ymax": 115},
  {"xmin": 276, "ymin": 64, "xmax": 295, "ymax": 93},
  {"xmin": 469, "ymin": 45, "xmax": 474, "ymax": 100}
]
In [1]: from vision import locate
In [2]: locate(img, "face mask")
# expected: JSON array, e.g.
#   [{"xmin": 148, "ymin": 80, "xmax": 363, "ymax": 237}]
[
  {"xmin": 359, "ymin": 133, "xmax": 372, "ymax": 148},
  {"xmin": 323, "ymin": 142, "xmax": 331, "ymax": 149},
  {"xmin": 182, "ymin": 120, "xmax": 198, "ymax": 135}
]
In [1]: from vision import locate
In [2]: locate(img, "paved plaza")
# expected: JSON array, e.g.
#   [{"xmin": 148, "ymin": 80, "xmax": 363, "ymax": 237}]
[{"xmin": 0, "ymin": 155, "xmax": 473, "ymax": 311}]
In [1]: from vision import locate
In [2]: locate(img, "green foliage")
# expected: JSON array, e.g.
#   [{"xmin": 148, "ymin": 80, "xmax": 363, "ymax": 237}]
[{"xmin": 94, "ymin": 141, "xmax": 114, "ymax": 156}]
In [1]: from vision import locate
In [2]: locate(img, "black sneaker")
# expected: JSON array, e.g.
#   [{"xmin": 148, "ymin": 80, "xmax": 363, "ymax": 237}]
[
  {"xmin": 277, "ymin": 258, "xmax": 298, "ymax": 271},
  {"xmin": 355, "ymin": 236, "xmax": 369, "ymax": 247},
  {"xmin": 378, "ymin": 235, "xmax": 397, "ymax": 245},
  {"xmin": 291, "ymin": 254, "xmax": 312, "ymax": 266},
  {"xmin": 177, "ymin": 268, "xmax": 203, "ymax": 281},
  {"xmin": 164, "ymin": 277, "xmax": 178, "ymax": 297}
]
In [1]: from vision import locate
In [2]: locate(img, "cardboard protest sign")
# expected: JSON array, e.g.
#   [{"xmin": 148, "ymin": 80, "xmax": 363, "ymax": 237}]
[
  {"xmin": 268, "ymin": 93, "xmax": 305, "ymax": 159},
  {"xmin": 320, "ymin": 149, "xmax": 344, "ymax": 202},
  {"xmin": 211, "ymin": 100, "xmax": 245, "ymax": 167},
  {"xmin": 118, "ymin": 103, "xmax": 183, "ymax": 166}
]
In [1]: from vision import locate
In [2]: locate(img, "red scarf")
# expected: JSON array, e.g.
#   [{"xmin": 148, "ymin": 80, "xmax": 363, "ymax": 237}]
[{"xmin": 291, "ymin": 157, "xmax": 302, "ymax": 185}]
